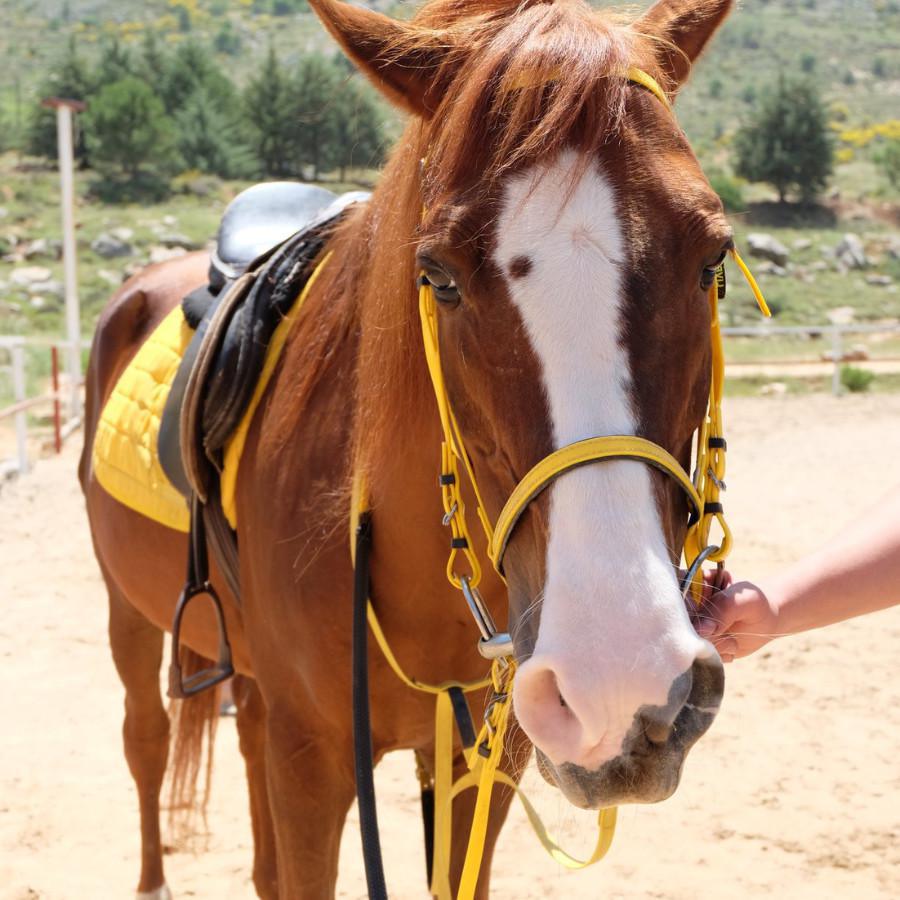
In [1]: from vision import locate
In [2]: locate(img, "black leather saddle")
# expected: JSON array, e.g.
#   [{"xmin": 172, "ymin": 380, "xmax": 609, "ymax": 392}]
[{"xmin": 158, "ymin": 181, "xmax": 369, "ymax": 516}]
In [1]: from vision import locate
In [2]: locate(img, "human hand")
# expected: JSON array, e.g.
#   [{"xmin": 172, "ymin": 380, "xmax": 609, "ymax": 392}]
[{"xmin": 694, "ymin": 574, "xmax": 781, "ymax": 663}]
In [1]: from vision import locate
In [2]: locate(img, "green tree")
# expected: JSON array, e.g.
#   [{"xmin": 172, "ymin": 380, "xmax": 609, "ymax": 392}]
[
  {"xmin": 96, "ymin": 38, "xmax": 135, "ymax": 85},
  {"xmin": 85, "ymin": 77, "xmax": 177, "ymax": 180},
  {"xmin": 875, "ymin": 139, "xmax": 900, "ymax": 189},
  {"xmin": 243, "ymin": 46, "xmax": 294, "ymax": 177},
  {"xmin": 734, "ymin": 77, "xmax": 833, "ymax": 203},
  {"xmin": 329, "ymin": 77, "xmax": 385, "ymax": 181},
  {"xmin": 159, "ymin": 40, "xmax": 236, "ymax": 117},
  {"xmin": 26, "ymin": 37, "xmax": 93, "ymax": 161},
  {"xmin": 174, "ymin": 86, "xmax": 255, "ymax": 178},
  {"xmin": 289, "ymin": 53, "xmax": 340, "ymax": 179}
]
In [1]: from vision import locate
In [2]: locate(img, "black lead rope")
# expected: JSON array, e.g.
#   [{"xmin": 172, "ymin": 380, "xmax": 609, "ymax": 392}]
[{"xmin": 352, "ymin": 512, "xmax": 388, "ymax": 900}]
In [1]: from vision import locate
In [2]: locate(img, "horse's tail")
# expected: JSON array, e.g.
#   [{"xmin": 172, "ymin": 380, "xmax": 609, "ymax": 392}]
[{"xmin": 165, "ymin": 648, "xmax": 221, "ymax": 847}]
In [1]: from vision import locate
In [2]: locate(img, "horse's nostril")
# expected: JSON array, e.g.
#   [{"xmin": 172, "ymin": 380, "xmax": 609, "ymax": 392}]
[
  {"xmin": 558, "ymin": 691, "xmax": 567, "ymax": 708},
  {"xmin": 641, "ymin": 713, "xmax": 674, "ymax": 746}
]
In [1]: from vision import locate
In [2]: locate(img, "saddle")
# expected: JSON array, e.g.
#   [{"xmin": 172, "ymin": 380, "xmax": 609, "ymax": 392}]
[{"xmin": 156, "ymin": 181, "xmax": 370, "ymax": 697}]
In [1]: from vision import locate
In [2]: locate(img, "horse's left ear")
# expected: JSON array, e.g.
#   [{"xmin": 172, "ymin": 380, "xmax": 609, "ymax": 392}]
[
  {"xmin": 637, "ymin": 0, "xmax": 734, "ymax": 93},
  {"xmin": 307, "ymin": 0, "xmax": 451, "ymax": 116}
]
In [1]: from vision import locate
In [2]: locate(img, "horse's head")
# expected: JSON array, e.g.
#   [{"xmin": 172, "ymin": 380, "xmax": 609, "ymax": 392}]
[{"xmin": 312, "ymin": 0, "xmax": 735, "ymax": 808}]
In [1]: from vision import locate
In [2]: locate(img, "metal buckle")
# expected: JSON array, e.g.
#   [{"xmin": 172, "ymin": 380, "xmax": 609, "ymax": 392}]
[
  {"xmin": 478, "ymin": 633, "xmax": 514, "ymax": 660},
  {"xmin": 460, "ymin": 575, "xmax": 513, "ymax": 659}
]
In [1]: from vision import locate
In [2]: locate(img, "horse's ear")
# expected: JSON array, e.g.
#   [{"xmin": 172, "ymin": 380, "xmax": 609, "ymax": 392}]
[
  {"xmin": 637, "ymin": 0, "xmax": 734, "ymax": 93},
  {"xmin": 307, "ymin": 0, "xmax": 450, "ymax": 116}
]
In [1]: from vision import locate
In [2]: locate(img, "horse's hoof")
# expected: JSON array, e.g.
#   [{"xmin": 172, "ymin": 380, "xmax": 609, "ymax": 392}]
[{"xmin": 137, "ymin": 886, "xmax": 173, "ymax": 900}]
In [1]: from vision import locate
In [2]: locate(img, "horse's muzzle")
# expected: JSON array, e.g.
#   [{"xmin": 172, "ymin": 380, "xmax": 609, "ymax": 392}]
[{"xmin": 534, "ymin": 655, "xmax": 724, "ymax": 809}]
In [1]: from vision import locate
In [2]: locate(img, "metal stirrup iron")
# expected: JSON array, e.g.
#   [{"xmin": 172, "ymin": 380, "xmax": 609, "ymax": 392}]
[{"xmin": 168, "ymin": 494, "xmax": 235, "ymax": 699}]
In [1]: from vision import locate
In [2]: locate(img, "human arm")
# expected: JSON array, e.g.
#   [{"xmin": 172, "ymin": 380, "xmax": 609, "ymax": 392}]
[{"xmin": 696, "ymin": 485, "xmax": 900, "ymax": 662}]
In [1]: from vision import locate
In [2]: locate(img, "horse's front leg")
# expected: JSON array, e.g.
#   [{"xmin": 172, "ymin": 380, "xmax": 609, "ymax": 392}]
[{"xmin": 264, "ymin": 702, "xmax": 355, "ymax": 900}]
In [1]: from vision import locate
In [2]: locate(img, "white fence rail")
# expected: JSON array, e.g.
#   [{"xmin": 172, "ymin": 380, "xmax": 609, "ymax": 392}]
[
  {"xmin": 722, "ymin": 323, "xmax": 900, "ymax": 396},
  {"xmin": 1, "ymin": 323, "xmax": 898, "ymax": 478},
  {"xmin": 0, "ymin": 336, "xmax": 89, "ymax": 476}
]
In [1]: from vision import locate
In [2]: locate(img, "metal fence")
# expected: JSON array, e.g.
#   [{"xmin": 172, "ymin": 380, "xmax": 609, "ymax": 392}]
[
  {"xmin": 1, "ymin": 322, "xmax": 898, "ymax": 477},
  {"xmin": 0, "ymin": 336, "xmax": 87, "ymax": 475},
  {"xmin": 722, "ymin": 323, "xmax": 900, "ymax": 395}
]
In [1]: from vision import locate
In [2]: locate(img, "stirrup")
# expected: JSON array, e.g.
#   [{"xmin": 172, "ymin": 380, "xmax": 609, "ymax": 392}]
[
  {"xmin": 167, "ymin": 493, "xmax": 235, "ymax": 699},
  {"xmin": 167, "ymin": 580, "xmax": 234, "ymax": 699}
]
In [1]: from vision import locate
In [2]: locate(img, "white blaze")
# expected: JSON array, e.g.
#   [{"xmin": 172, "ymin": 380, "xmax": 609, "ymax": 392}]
[{"xmin": 495, "ymin": 149, "xmax": 709, "ymax": 768}]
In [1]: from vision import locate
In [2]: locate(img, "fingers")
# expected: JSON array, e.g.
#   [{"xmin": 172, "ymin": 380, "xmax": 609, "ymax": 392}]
[{"xmin": 712, "ymin": 635, "xmax": 737, "ymax": 663}]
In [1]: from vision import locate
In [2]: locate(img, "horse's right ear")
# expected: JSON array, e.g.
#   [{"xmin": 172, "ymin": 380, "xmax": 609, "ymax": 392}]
[{"xmin": 307, "ymin": 0, "xmax": 450, "ymax": 117}]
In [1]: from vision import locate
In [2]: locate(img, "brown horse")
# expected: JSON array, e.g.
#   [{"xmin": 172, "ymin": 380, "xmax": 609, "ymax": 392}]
[{"xmin": 80, "ymin": 0, "xmax": 740, "ymax": 896}]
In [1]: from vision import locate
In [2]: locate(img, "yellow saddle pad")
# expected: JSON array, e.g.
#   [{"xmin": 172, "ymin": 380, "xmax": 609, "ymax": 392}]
[
  {"xmin": 92, "ymin": 305, "xmax": 194, "ymax": 533},
  {"xmin": 92, "ymin": 257, "xmax": 329, "ymax": 533}
]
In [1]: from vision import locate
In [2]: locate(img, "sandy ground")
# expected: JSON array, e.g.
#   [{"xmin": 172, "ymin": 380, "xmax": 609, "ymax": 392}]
[{"xmin": 2, "ymin": 393, "xmax": 900, "ymax": 899}]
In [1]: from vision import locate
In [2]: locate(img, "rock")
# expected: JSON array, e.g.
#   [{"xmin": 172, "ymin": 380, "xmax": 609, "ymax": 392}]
[
  {"xmin": 753, "ymin": 260, "xmax": 788, "ymax": 277},
  {"xmin": 748, "ymin": 233, "xmax": 790, "ymax": 267},
  {"xmin": 10, "ymin": 265, "xmax": 52, "ymax": 286},
  {"xmin": 0, "ymin": 458, "xmax": 20, "ymax": 483},
  {"xmin": 29, "ymin": 296, "xmax": 47, "ymax": 310},
  {"xmin": 760, "ymin": 382, "xmax": 788, "ymax": 397},
  {"xmin": 866, "ymin": 274, "xmax": 894, "ymax": 287},
  {"xmin": 97, "ymin": 269, "xmax": 123, "ymax": 287},
  {"xmin": 158, "ymin": 232, "xmax": 200, "ymax": 250},
  {"xmin": 0, "ymin": 206, "xmax": 8, "ymax": 219},
  {"xmin": 28, "ymin": 280, "xmax": 64, "ymax": 298},
  {"xmin": 809, "ymin": 260, "xmax": 829, "ymax": 272},
  {"xmin": 149, "ymin": 245, "xmax": 187, "ymax": 265},
  {"xmin": 827, "ymin": 306, "xmax": 856, "ymax": 326},
  {"xmin": 162, "ymin": 214, "xmax": 177, "ymax": 226},
  {"xmin": 834, "ymin": 233, "xmax": 868, "ymax": 270},
  {"xmin": 887, "ymin": 238, "xmax": 900, "ymax": 261},
  {"xmin": 22, "ymin": 238, "xmax": 61, "ymax": 260},
  {"xmin": 111, "ymin": 226, "xmax": 135, "ymax": 242},
  {"xmin": 792, "ymin": 238, "xmax": 813, "ymax": 252},
  {"xmin": 91, "ymin": 233, "xmax": 134, "ymax": 259}
]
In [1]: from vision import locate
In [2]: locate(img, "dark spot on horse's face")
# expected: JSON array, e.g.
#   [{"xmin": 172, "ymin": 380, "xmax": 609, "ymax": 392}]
[{"xmin": 509, "ymin": 255, "xmax": 533, "ymax": 279}]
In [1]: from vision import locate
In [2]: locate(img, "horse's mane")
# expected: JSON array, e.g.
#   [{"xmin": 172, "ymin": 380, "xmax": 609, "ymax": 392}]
[
  {"xmin": 409, "ymin": 0, "xmax": 658, "ymax": 193},
  {"xmin": 314, "ymin": 0, "xmax": 663, "ymax": 482}
]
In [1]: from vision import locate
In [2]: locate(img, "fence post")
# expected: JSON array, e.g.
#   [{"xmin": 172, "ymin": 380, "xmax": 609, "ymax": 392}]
[
  {"xmin": 831, "ymin": 326, "xmax": 843, "ymax": 397},
  {"xmin": 10, "ymin": 342, "xmax": 29, "ymax": 475}
]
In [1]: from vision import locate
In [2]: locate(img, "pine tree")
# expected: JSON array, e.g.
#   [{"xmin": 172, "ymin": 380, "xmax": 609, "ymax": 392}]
[
  {"xmin": 329, "ymin": 77, "xmax": 385, "ymax": 182},
  {"xmin": 243, "ymin": 46, "xmax": 294, "ymax": 177},
  {"xmin": 175, "ymin": 86, "xmax": 255, "ymax": 178},
  {"xmin": 289, "ymin": 53, "xmax": 341, "ymax": 180},
  {"xmin": 159, "ymin": 40, "xmax": 236, "ymax": 117},
  {"xmin": 26, "ymin": 37, "xmax": 93, "ymax": 161},
  {"xmin": 734, "ymin": 76, "xmax": 833, "ymax": 203},
  {"xmin": 85, "ymin": 77, "xmax": 178, "ymax": 180},
  {"xmin": 95, "ymin": 38, "xmax": 135, "ymax": 86}
]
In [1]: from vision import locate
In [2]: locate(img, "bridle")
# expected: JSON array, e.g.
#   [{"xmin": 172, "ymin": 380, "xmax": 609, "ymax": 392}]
[
  {"xmin": 418, "ymin": 65, "xmax": 770, "ymax": 655},
  {"xmin": 351, "ymin": 66, "xmax": 771, "ymax": 900}
]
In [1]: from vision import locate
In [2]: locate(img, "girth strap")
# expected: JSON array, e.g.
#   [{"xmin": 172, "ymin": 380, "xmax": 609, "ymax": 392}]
[{"xmin": 489, "ymin": 435, "xmax": 702, "ymax": 570}]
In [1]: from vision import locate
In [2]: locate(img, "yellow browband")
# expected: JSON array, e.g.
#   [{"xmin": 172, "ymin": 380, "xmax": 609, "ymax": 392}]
[{"xmin": 352, "ymin": 66, "xmax": 771, "ymax": 900}]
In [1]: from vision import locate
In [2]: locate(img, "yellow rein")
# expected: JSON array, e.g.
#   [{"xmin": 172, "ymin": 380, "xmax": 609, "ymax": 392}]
[{"xmin": 351, "ymin": 66, "xmax": 771, "ymax": 900}]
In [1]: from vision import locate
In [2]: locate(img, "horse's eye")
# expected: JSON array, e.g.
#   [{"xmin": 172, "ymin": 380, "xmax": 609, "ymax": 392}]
[
  {"xmin": 421, "ymin": 268, "xmax": 461, "ymax": 307},
  {"xmin": 700, "ymin": 249, "xmax": 729, "ymax": 292}
]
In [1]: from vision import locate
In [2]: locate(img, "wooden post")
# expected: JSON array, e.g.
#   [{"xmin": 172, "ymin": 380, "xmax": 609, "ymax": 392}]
[
  {"xmin": 41, "ymin": 97, "xmax": 86, "ymax": 421},
  {"xmin": 11, "ymin": 342, "xmax": 28, "ymax": 475}
]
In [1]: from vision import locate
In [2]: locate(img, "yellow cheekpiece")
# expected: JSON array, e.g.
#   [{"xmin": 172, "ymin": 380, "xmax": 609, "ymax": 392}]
[{"xmin": 92, "ymin": 304, "xmax": 194, "ymax": 533}]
